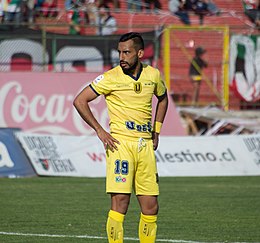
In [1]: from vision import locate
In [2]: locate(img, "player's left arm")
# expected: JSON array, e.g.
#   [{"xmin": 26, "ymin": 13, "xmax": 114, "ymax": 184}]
[{"xmin": 153, "ymin": 92, "xmax": 168, "ymax": 150}]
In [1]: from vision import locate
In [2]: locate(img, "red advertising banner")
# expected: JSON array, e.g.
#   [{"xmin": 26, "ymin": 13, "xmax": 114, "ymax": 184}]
[{"xmin": 0, "ymin": 72, "xmax": 186, "ymax": 136}]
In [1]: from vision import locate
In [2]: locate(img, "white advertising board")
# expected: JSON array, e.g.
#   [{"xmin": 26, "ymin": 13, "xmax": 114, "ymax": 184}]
[
  {"xmin": 156, "ymin": 135, "xmax": 260, "ymax": 176},
  {"xmin": 16, "ymin": 132, "xmax": 106, "ymax": 177},
  {"xmin": 16, "ymin": 132, "xmax": 260, "ymax": 177}
]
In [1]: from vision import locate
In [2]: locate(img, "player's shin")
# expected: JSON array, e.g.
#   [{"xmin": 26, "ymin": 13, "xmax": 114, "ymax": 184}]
[
  {"xmin": 106, "ymin": 210, "xmax": 125, "ymax": 243},
  {"xmin": 139, "ymin": 213, "xmax": 157, "ymax": 243}
]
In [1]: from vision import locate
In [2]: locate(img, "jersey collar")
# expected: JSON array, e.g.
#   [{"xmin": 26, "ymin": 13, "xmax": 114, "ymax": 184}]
[{"xmin": 126, "ymin": 63, "xmax": 143, "ymax": 81}]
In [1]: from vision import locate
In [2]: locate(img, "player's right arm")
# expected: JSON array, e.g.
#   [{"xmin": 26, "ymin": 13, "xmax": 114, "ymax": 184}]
[{"xmin": 73, "ymin": 86, "xmax": 119, "ymax": 151}]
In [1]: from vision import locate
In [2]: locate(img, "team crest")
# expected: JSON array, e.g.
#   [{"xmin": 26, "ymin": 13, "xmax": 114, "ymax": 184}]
[
  {"xmin": 134, "ymin": 82, "xmax": 142, "ymax": 94},
  {"xmin": 39, "ymin": 159, "xmax": 49, "ymax": 171}
]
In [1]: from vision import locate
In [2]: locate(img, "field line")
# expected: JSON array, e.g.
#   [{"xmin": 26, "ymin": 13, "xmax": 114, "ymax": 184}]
[
  {"xmin": 0, "ymin": 231, "xmax": 242, "ymax": 243},
  {"xmin": 0, "ymin": 231, "xmax": 105, "ymax": 239}
]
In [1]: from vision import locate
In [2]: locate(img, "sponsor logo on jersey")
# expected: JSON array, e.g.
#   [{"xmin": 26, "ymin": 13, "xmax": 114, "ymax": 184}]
[
  {"xmin": 125, "ymin": 121, "xmax": 152, "ymax": 132},
  {"xmin": 115, "ymin": 176, "xmax": 127, "ymax": 183},
  {"xmin": 93, "ymin": 75, "xmax": 104, "ymax": 85}
]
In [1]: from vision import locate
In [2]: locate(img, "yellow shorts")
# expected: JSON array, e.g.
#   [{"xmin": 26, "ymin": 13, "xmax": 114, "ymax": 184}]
[{"xmin": 106, "ymin": 135, "xmax": 159, "ymax": 196}]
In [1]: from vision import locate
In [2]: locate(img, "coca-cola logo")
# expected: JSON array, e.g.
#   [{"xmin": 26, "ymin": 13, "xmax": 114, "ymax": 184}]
[{"xmin": 0, "ymin": 74, "xmax": 110, "ymax": 135}]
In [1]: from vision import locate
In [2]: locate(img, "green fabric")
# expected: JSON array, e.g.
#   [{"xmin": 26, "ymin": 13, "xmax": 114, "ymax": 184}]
[
  {"xmin": 9, "ymin": 0, "xmax": 21, "ymax": 6},
  {"xmin": 69, "ymin": 9, "xmax": 80, "ymax": 35}
]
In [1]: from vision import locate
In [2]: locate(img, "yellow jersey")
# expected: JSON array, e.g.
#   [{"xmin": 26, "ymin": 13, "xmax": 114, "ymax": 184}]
[{"xmin": 90, "ymin": 64, "xmax": 167, "ymax": 139}]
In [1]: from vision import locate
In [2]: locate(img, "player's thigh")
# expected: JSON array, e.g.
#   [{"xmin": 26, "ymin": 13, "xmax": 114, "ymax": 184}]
[
  {"xmin": 135, "ymin": 140, "xmax": 159, "ymax": 196},
  {"xmin": 106, "ymin": 140, "xmax": 135, "ymax": 194}
]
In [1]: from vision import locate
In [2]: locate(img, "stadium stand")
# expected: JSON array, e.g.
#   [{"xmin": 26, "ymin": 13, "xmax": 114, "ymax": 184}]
[
  {"xmin": 35, "ymin": 0, "xmax": 254, "ymax": 34},
  {"xmin": 4, "ymin": 0, "xmax": 260, "ymax": 109}
]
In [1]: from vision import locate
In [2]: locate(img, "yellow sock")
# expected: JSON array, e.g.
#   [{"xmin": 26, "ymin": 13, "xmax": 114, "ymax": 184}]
[
  {"xmin": 139, "ymin": 213, "xmax": 157, "ymax": 243},
  {"xmin": 106, "ymin": 210, "xmax": 125, "ymax": 243}
]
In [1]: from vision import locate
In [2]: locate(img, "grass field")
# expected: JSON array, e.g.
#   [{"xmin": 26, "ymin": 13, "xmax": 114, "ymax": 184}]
[{"xmin": 0, "ymin": 176, "xmax": 260, "ymax": 243}]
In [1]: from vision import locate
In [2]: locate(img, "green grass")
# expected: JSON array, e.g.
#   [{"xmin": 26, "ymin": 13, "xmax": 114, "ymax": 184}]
[{"xmin": 0, "ymin": 176, "xmax": 260, "ymax": 242}]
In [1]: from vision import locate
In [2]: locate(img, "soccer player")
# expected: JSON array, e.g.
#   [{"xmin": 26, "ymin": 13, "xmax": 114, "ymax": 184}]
[{"xmin": 73, "ymin": 32, "xmax": 168, "ymax": 243}]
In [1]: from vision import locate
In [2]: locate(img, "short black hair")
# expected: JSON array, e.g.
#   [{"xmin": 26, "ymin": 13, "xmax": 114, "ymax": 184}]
[
  {"xmin": 195, "ymin": 46, "xmax": 206, "ymax": 56},
  {"xmin": 119, "ymin": 32, "xmax": 144, "ymax": 50}
]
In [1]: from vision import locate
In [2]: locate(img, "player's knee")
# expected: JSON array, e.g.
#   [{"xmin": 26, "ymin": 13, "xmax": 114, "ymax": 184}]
[
  {"xmin": 111, "ymin": 194, "xmax": 131, "ymax": 214},
  {"xmin": 142, "ymin": 202, "xmax": 159, "ymax": 215}
]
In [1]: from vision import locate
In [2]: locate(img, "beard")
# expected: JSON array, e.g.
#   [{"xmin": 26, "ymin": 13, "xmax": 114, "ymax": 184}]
[{"xmin": 120, "ymin": 57, "xmax": 139, "ymax": 74}]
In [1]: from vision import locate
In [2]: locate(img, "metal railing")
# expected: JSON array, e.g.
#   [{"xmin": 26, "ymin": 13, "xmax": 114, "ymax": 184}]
[{"xmin": 0, "ymin": 24, "xmax": 159, "ymax": 72}]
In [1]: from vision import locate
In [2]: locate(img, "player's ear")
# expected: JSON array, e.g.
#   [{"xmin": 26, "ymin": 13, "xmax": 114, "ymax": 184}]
[{"xmin": 138, "ymin": 49, "xmax": 144, "ymax": 59}]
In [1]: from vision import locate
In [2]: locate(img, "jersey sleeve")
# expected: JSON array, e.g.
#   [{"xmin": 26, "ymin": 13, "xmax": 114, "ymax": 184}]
[
  {"xmin": 89, "ymin": 73, "xmax": 111, "ymax": 96},
  {"xmin": 154, "ymin": 69, "xmax": 167, "ymax": 98}
]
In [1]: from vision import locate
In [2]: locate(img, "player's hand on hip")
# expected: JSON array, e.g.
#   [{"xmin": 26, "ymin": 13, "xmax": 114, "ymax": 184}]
[{"xmin": 96, "ymin": 128, "xmax": 120, "ymax": 152}]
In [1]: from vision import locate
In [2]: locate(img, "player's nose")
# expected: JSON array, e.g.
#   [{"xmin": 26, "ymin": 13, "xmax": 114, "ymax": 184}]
[{"xmin": 119, "ymin": 53, "xmax": 125, "ymax": 61}]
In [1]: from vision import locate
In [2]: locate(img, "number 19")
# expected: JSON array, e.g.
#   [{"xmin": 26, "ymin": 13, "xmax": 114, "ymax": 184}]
[{"xmin": 114, "ymin": 160, "xmax": 129, "ymax": 175}]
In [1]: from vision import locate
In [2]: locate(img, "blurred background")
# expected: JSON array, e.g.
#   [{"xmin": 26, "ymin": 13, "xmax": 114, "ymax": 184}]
[{"xmin": 0, "ymin": 0, "xmax": 260, "ymax": 136}]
